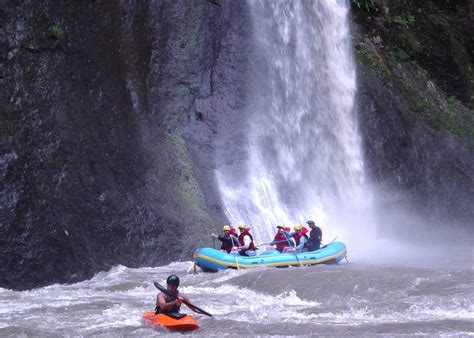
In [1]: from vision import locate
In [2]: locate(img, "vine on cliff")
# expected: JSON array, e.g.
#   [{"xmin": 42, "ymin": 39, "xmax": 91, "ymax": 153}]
[
  {"xmin": 48, "ymin": 24, "xmax": 63, "ymax": 39},
  {"xmin": 351, "ymin": 0, "xmax": 378, "ymax": 12}
]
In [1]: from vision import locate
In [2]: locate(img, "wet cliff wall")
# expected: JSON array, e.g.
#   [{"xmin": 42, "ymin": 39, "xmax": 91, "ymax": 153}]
[
  {"xmin": 1, "ymin": 0, "xmax": 250, "ymax": 290},
  {"xmin": 351, "ymin": 0, "xmax": 473, "ymax": 233},
  {"xmin": 1, "ymin": 0, "xmax": 472, "ymax": 291}
]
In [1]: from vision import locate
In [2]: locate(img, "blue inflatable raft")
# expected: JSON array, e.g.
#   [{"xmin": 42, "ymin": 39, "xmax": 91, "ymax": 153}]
[{"xmin": 193, "ymin": 241, "xmax": 347, "ymax": 271}]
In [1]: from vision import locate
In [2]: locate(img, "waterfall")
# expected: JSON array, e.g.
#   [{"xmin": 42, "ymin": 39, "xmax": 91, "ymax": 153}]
[{"xmin": 217, "ymin": 0, "xmax": 374, "ymax": 251}]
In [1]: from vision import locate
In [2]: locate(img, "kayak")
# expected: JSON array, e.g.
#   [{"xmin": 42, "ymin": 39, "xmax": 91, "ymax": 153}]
[
  {"xmin": 143, "ymin": 311, "xmax": 199, "ymax": 331},
  {"xmin": 193, "ymin": 241, "xmax": 347, "ymax": 271}
]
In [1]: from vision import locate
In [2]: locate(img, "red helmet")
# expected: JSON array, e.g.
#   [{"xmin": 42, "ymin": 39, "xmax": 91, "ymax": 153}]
[{"xmin": 301, "ymin": 227, "xmax": 308, "ymax": 234}]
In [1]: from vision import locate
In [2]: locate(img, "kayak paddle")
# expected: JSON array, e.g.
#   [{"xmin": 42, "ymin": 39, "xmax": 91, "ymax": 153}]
[{"xmin": 154, "ymin": 282, "xmax": 213, "ymax": 318}]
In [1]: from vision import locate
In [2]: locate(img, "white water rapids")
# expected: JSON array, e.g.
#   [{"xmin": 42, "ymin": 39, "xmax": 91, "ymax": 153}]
[
  {"xmin": 2, "ymin": 1, "xmax": 473, "ymax": 336},
  {"xmin": 2, "ymin": 262, "xmax": 472, "ymax": 336}
]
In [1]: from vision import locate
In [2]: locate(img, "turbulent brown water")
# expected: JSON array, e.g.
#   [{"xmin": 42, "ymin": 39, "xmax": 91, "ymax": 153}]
[
  {"xmin": 2, "ymin": 253, "xmax": 473, "ymax": 336},
  {"xmin": 2, "ymin": 1, "xmax": 472, "ymax": 336}
]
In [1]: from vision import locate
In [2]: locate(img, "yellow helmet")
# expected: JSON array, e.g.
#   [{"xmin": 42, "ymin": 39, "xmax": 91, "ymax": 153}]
[
  {"xmin": 294, "ymin": 225, "xmax": 302, "ymax": 230},
  {"xmin": 223, "ymin": 225, "xmax": 231, "ymax": 231},
  {"xmin": 237, "ymin": 223, "xmax": 247, "ymax": 229}
]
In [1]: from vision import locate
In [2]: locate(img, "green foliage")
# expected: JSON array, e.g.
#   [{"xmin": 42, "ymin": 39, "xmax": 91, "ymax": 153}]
[
  {"xmin": 447, "ymin": 95, "xmax": 457, "ymax": 107},
  {"xmin": 351, "ymin": 0, "xmax": 378, "ymax": 12},
  {"xmin": 388, "ymin": 14, "xmax": 416, "ymax": 29},
  {"xmin": 167, "ymin": 133, "xmax": 212, "ymax": 223},
  {"xmin": 397, "ymin": 74, "xmax": 474, "ymax": 145},
  {"xmin": 355, "ymin": 42, "xmax": 378, "ymax": 68},
  {"xmin": 49, "ymin": 24, "xmax": 62, "ymax": 39},
  {"xmin": 389, "ymin": 48, "xmax": 409, "ymax": 61},
  {"xmin": 354, "ymin": 40, "xmax": 393, "ymax": 80}
]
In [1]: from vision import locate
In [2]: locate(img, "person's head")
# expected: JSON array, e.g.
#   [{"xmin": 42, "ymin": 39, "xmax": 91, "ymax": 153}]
[
  {"xmin": 301, "ymin": 227, "xmax": 308, "ymax": 234},
  {"xmin": 276, "ymin": 225, "xmax": 285, "ymax": 233},
  {"xmin": 238, "ymin": 223, "xmax": 247, "ymax": 232},
  {"xmin": 166, "ymin": 275, "xmax": 180, "ymax": 293},
  {"xmin": 284, "ymin": 227, "xmax": 290, "ymax": 232},
  {"xmin": 294, "ymin": 224, "xmax": 302, "ymax": 232},
  {"xmin": 223, "ymin": 225, "xmax": 231, "ymax": 233},
  {"xmin": 306, "ymin": 220, "xmax": 315, "ymax": 228}
]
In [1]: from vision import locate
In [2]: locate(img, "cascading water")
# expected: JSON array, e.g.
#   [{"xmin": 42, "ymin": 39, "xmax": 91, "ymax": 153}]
[{"xmin": 217, "ymin": 0, "xmax": 375, "ymax": 252}]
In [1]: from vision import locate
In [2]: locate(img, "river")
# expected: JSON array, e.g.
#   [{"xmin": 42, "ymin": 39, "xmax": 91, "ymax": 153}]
[
  {"xmin": 2, "ymin": 0, "xmax": 472, "ymax": 335},
  {"xmin": 2, "ymin": 250, "xmax": 472, "ymax": 336}
]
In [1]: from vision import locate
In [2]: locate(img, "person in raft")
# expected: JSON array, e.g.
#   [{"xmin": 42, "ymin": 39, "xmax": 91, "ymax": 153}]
[
  {"xmin": 269, "ymin": 225, "xmax": 292, "ymax": 253},
  {"xmin": 155, "ymin": 275, "xmax": 190, "ymax": 315},
  {"xmin": 304, "ymin": 220, "xmax": 322, "ymax": 251},
  {"xmin": 233, "ymin": 223, "xmax": 257, "ymax": 256},
  {"xmin": 284, "ymin": 226, "xmax": 296, "ymax": 247},
  {"xmin": 214, "ymin": 225, "xmax": 239, "ymax": 253},
  {"xmin": 283, "ymin": 224, "xmax": 309, "ymax": 253}
]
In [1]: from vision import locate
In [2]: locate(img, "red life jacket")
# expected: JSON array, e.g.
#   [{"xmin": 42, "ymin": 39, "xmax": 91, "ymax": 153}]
[
  {"xmin": 220, "ymin": 234, "xmax": 239, "ymax": 253},
  {"xmin": 274, "ymin": 232, "xmax": 289, "ymax": 250},
  {"xmin": 238, "ymin": 229, "xmax": 255, "ymax": 250},
  {"xmin": 292, "ymin": 232, "xmax": 309, "ymax": 246}
]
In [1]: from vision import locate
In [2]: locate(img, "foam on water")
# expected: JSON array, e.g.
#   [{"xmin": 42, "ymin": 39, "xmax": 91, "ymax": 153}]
[{"xmin": 1, "ymin": 262, "xmax": 472, "ymax": 335}]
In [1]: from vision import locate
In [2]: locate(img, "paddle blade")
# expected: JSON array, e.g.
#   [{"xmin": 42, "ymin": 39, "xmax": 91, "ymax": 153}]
[{"xmin": 154, "ymin": 282, "xmax": 169, "ymax": 295}]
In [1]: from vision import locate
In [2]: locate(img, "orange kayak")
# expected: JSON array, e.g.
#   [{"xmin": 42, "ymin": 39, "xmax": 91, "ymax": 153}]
[{"xmin": 143, "ymin": 311, "xmax": 199, "ymax": 331}]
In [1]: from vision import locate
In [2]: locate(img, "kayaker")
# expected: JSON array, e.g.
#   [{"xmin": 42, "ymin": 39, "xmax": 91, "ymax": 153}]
[
  {"xmin": 155, "ymin": 275, "xmax": 190, "ymax": 315},
  {"xmin": 304, "ymin": 220, "xmax": 322, "ymax": 251},
  {"xmin": 284, "ymin": 225, "xmax": 308, "ymax": 253},
  {"xmin": 234, "ymin": 223, "xmax": 256, "ymax": 256},
  {"xmin": 269, "ymin": 225, "xmax": 291, "ymax": 253},
  {"xmin": 215, "ymin": 225, "xmax": 239, "ymax": 253}
]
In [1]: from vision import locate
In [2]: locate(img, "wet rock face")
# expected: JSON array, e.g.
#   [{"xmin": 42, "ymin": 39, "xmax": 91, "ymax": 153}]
[
  {"xmin": 0, "ymin": 0, "xmax": 248, "ymax": 290},
  {"xmin": 351, "ymin": 1, "xmax": 474, "ymax": 227},
  {"xmin": 1, "ymin": 0, "xmax": 472, "ymax": 290},
  {"xmin": 357, "ymin": 69, "xmax": 474, "ymax": 227}
]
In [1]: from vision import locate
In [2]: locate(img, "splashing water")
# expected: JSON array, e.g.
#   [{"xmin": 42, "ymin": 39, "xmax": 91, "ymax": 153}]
[
  {"xmin": 217, "ymin": 0, "xmax": 375, "ymax": 253},
  {"xmin": 2, "ymin": 263, "xmax": 472, "ymax": 335}
]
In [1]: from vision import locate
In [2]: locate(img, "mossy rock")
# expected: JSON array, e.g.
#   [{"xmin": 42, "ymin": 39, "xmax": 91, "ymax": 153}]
[{"xmin": 166, "ymin": 133, "xmax": 213, "ymax": 224}]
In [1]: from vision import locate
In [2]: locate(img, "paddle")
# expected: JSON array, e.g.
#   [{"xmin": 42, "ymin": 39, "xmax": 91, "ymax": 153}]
[
  {"xmin": 282, "ymin": 232, "xmax": 303, "ymax": 266},
  {"xmin": 211, "ymin": 233, "xmax": 240, "ymax": 250},
  {"xmin": 186, "ymin": 261, "xmax": 197, "ymax": 274},
  {"xmin": 255, "ymin": 240, "xmax": 287, "ymax": 247},
  {"xmin": 154, "ymin": 282, "xmax": 213, "ymax": 318},
  {"xmin": 320, "ymin": 236, "xmax": 337, "ymax": 249}
]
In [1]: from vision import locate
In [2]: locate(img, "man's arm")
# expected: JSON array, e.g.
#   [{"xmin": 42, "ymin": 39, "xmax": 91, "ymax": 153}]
[
  {"xmin": 156, "ymin": 292, "xmax": 182, "ymax": 311},
  {"xmin": 296, "ymin": 236, "xmax": 307, "ymax": 249},
  {"xmin": 306, "ymin": 231, "xmax": 317, "ymax": 244},
  {"xmin": 217, "ymin": 235, "xmax": 233, "ymax": 243}
]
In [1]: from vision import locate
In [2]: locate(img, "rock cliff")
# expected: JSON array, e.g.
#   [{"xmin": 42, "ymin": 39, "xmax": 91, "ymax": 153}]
[
  {"xmin": 1, "ymin": 0, "xmax": 472, "ymax": 290},
  {"xmin": 1, "ymin": 0, "xmax": 250, "ymax": 290},
  {"xmin": 351, "ymin": 0, "xmax": 473, "ymax": 232}
]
